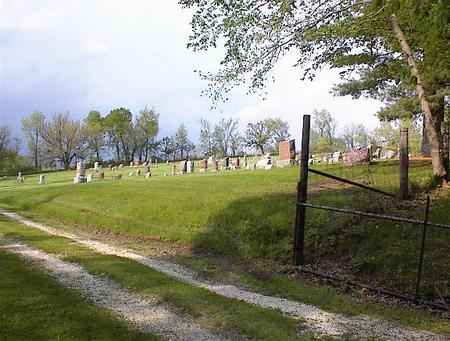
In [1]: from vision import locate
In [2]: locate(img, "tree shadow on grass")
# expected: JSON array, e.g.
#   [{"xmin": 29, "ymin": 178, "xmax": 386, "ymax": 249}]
[{"xmin": 192, "ymin": 186, "xmax": 450, "ymax": 297}]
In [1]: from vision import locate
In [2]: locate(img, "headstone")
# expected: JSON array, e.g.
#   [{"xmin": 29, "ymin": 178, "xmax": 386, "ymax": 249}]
[
  {"xmin": 119, "ymin": 164, "xmax": 124, "ymax": 169},
  {"xmin": 215, "ymin": 160, "xmax": 219, "ymax": 172},
  {"xmin": 86, "ymin": 174, "xmax": 93, "ymax": 183},
  {"xmin": 38, "ymin": 174, "xmax": 46, "ymax": 185},
  {"xmin": 187, "ymin": 160, "xmax": 192, "ymax": 174},
  {"xmin": 181, "ymin": 160, "xmax": 188, "ymax": 174},
  {"xmin": 277, "ymin": 140, "xmax": 296, "ymax": 167},
  {"xmin": 74, "ymin": 161, "xmax": 87, "ymax": 184},
  {"xmin": 130, "ymin": 161, "xmax": 134, "ymax": 167},
  {"xmin": 236, "ymin": 157, "xmax": 240, "ymax": 169},
  {"xmin": 16, "ymin": 172, "xmax": 24, "ymax": 183},
  {"xmin": 136, "ymin": 169, "xmax": 141, "ymax": 176},
  {"xmin": 94, "ymin": 162, "xmax": 100, "ymax": 171},
  {"xmin": 243, "ymin": 155, "xmax": 248, "ymax": 168},
  {"xmin": 128, "ymin": 171, "xmax": 134, "ymax": 177},
  {"xmin": 224, "ymin": 157, "xmax": 230, "ymax": 170},
  {"xmin": 343, "ymin": 148, "xmax": 369, "ymax": 165},
  {"xmin": 331, "ymin": 151, "xmax": 342, "ymax": 164},
  {"xmin": 145, "ymin": 167, "xmax": 152, "ymax": 178},
  {"xmin": 256, "ymin": 154, "xmax": 272, "ymax": 169},
  {"xmin": 172, "ymin": 164, "xmax": 177, "ymax": 176}
]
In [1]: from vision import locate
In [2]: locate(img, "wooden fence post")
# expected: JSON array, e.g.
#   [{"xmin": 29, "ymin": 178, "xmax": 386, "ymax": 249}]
[
  {"xmin": 294, "ymin": 115, "xmax": 310, "ymax": 266},
  {"xmin": 400, "ymin": 128, "xmax": 409, "ymax": 200}
]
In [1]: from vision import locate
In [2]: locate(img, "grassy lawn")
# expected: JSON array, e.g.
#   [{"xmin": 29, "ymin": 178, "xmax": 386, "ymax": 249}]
[
  {"xmin": 0, "ymin": 160, "xmax": 448, "ymax": 298},
  {"xmin": 1, "ymin": 215, "xmax": 449, "ymax": 338},
  {"xmin": 0, "ymin": 217, "xmax": 317, "ymax": 341},
  {"xmin": 0, "ymin": 249, "xmax": 158, "ymax": 341}
]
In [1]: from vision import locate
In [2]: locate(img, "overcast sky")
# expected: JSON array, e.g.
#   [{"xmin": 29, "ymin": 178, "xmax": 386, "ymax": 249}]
[{"xmin": 0, "ymin": 0, "xmax": 383, "ymax": 145}]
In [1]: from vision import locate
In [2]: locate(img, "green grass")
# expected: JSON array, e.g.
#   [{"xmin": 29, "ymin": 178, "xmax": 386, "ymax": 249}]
[
  {"xmin": 0, "ymin": 249, "xmax": 158, "ymax": 341},
  {"xmin": 0, "ymin": 217, "xmax": 319, "ymax": 341},
  {"xmin": 0, "ymin": 161, "xmax": 448, "ymax": 301}
]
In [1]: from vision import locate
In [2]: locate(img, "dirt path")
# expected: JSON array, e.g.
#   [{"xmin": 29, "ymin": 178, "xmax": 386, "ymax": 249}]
[
  {"xmin": 0, "ymin": 209, "xmax": 446, "ymax": 340},
  {"xmin": 0, "ymin": 241, "xmax": 226, "ymax": 341}
]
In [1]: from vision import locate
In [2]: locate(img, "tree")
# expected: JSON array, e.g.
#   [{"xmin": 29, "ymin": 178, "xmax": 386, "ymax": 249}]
[
  {"xmin": 245, "ymin": 121, "xmax": 272, "ymax": 154},
  {"xmin": 104, "ymin": 108, "xmax": 133, "ymax": 162},
  {"xmin": 180, "ymin": 0, "xmax": 450, "ymax": 181},
  {"xmin": 199, "ymin": 118, "xmax": 215, "ymax": 156},
  {"xmin": 83, "ymin": 110, "xmax": 105, "ymax": 161},
  {"xmin": 41, "ymin": 113, "xmax": 85, "ymax": 169},
  {"xmin": 174, "ymin": 124, "xmax": 192, "ymax": 159},
  {"xmin": 159, "ymin": 136, "xmax": 176, "ymax": 161},
  {"xmin": 213, "ymin": 118, "xmax": 240, "ymax": 157},
  {"xmin": 0, "ymin": 126, "xmax": 22, "ymax": 175},
  {"xmin": 135, "ymin": 107, "xmax": 159, "ymax": 161},
  {"xmin": 312, "ymin": 110, "xmax": 336, "ymax": 145},
  {"xmin": 21, "ymin": 111, "xmax": 45, "ymax": 169},
  {"xmin": 342, "ymin": 124, "xmax": 369, "ymax": 151},
  {"xmin": 265, "ymin": 117, "xmax": 290, "ymax": 148}
]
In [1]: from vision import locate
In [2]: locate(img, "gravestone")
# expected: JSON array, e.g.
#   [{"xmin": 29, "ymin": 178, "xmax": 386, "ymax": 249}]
[
  {"xmin": 74, "ymin": 161, "xmax": 87, "ymax": 183},
  {"xmin": 224, "ymin": 157, "xmax": 230, "ymax": 170},
  {"xmin": 87, "ymin": 174, "xmax": 93, "ymax": 183},
  {"xmin": 16, "ymin": 172, "xmax": 24, "ymax": 183},
  {"xmin": 94, "ymin": 162, "xmax": 100, "ymax": 171},
  {"xmin": 187, "ymin": 160, "xmax": 193, "ymax": 174},
  {"xmin": 215, "ymin": 160, "xmax": 219, "ymax": 172},
  {"xmin": 38, "ymin": 174, "xmax": 46, "ymax": 185},
  {"xmin": 136, "ymin": 169, "xmax": 141, "ymax": 176},
  {"xmin": 256, "ymin": 154, "xmax": 272, "ymax": 169},
  {"xmin": 243, "ymin": 155, "xmax": 248, "ymax": 168},
  {"xmin": 277, "ymin": 140, "xmax": 296, "ymax": 167},
  {"xmin": 172, "ymin": 164, "xmax": 177, "ymax": 176},
  {"xmin": 331, "ymin": 151, "xmax": 342, "ymax": 164},
  {"xmin": 343, "ymin": 148, "xmax": 369, "ymax": 165}
]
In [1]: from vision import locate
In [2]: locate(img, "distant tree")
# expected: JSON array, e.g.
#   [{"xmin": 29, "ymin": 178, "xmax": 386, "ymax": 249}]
[
  {"xmin": 265, "ymin": 118, "xmax": 290, "ymax": 143},
  {"xmin": 104, "ymin": 108, "xmax": 133, "ymax": 161},
  {"xmin": 264, "ymin": 117, "xmax": 290, "ymax": 152},
  {"xmin": 213, "ymin": 118, "xmax": 239, "ymax": 157},
  {"xmin": 312, "ymin": 110, "xmax": 336, "ymax": 145},
  {"xmin": 342, "ymin": 124, "xmax": 369, "ymax": 150},
  {"xmin": 21, "ymin": 111, "xmax": 45, "ymax": 169},
  {"xmin": 245, "ymin": 121, "xmax": 272, "ymax": 155},
  {"xmin": 0, "ymin": 126, "xmax": 11, "ymax": 156},
  {"xmin": 199, "ymin": 118, "xmax": 215, "ymax": 156},
  {"xmin": 135, "ymin": 107, "xmax": 159, "ymax": 161},
  {"xmin": 83, "ymin": 110, "xmax": 105, "ymax": 161},
  {"xmin": 175, "ymin": 124, "xmax": 193, "ymax": 159},
  {"xmin": 159, "ymin": 136, "xmax": 176, "ymax": 161},
  {"xmin": 41, "ymin": 113, "xmax": 85, "ymax": 169},
  {"xmin": 0, "ymin": 126, "xmax": 22, "ymax": 174}
]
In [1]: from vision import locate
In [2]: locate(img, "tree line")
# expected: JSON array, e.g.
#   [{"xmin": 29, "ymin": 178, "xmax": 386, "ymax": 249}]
[
  {"xmin": 13, "ymin": 108, "xmax": 292, "ymax": 171},
  {"xmin": 309, "ymin": 109, "xmax": 423, "ymax": 155}
]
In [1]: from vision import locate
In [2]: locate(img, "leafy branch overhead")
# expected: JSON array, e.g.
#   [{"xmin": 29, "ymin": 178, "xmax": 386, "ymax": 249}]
[{"xmin": 180, "ymin": 0, "xmax": 450, "ymax": 180}]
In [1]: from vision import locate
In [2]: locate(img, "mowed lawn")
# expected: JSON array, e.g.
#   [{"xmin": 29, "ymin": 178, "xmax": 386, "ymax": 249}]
[
  {"xmin": 0, "ymin": 160, "xmax": 435, "ymax": 243},
  {"xmin": 0, "ymin": 160, "xmax": 449, "ymax": 295},
  {"xmin": 0, "ymin": 249, "xmax": 158, "ymax": 341}
]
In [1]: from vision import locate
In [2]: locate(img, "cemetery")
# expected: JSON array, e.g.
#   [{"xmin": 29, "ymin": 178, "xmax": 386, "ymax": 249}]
[{"xmin": 1, "ymin": 1, "xmax": 449, "ymax": 340}]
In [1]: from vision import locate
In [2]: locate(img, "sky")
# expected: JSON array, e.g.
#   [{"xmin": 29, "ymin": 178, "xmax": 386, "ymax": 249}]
[{"xmin": 0, "ymin": 0, "xmax": 383, "ymax": 147}]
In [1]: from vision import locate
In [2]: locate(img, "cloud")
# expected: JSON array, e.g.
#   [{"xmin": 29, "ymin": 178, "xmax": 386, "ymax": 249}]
[{"xmin": 0, "ymin": 0, "xmax": 383, "ymax": 147}]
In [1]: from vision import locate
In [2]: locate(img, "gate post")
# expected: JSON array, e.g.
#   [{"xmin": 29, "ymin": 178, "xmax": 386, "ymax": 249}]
[
  {"xmin": 399, "ymin": 128, "xmax": 409, "ymax": 200},
  {"xmin": 294, "ymin": 115, "xmax": 311, "ymax": 266}
]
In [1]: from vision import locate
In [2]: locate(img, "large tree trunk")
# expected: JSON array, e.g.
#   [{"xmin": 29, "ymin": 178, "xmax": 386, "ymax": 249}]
[
  {"xmin": 421, "ymin": 113, "xmax": 431, "ymax": 156},
  {"xmin": 390, "ymin": 15, "xmax": 448, "ymax": 182}
]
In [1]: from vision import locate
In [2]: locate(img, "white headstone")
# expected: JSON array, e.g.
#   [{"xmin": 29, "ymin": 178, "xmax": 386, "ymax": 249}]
[{"xmin": 39, "ymin": 174, "xmax": 46, "ymax": 184}]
